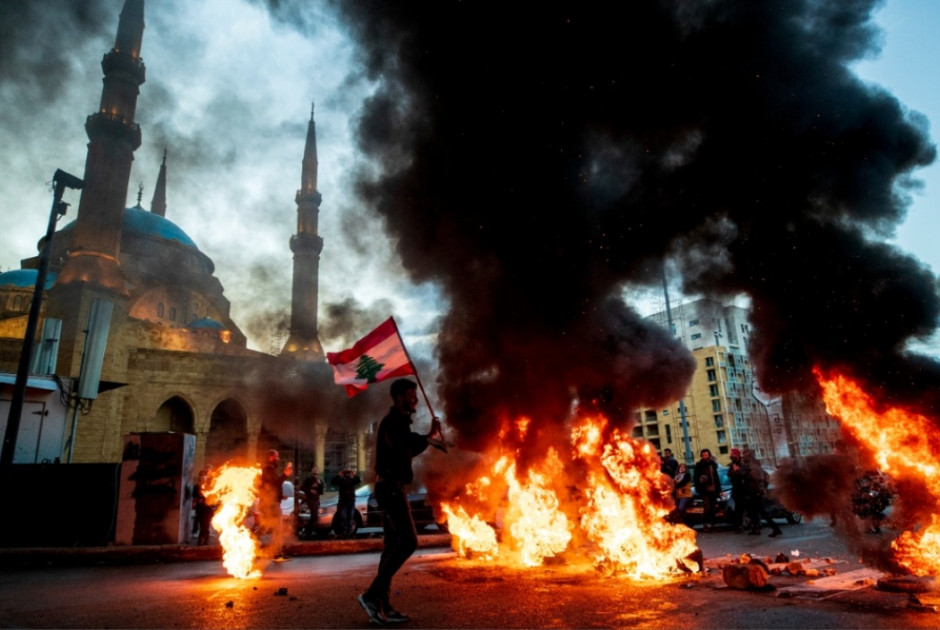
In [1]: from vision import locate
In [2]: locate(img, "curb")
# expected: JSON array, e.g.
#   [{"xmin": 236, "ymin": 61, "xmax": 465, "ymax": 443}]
[{"xmin": 0, "ymin": 534, "xmax": 452, "ymax": 569}]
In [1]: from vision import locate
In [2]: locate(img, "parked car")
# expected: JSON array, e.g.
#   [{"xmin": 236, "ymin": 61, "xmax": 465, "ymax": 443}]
[
  {"xmin": 682, "ymin": 464, "xmax": 801, "ymax": 529},
  {"xmin": 296, "ymin": 483, "xmax": 448, "ymax": 538},
  {"xmin": 682, "ymin": 465, "xmax": 734, "ymax": 528},
  {"xmin": 365, "ymin": 485, "xmax": 449, "ymax": 533},
  {"xmin": 747, "ymin": 470, "xmax": 802, "ymax": 527},
  {"xmin": 746, "ymin": 492, "xmax": 803, "ymax": 527},
  {"xmin": 296, "ymin": 484, "xmax": 371, "ymax": 538}
]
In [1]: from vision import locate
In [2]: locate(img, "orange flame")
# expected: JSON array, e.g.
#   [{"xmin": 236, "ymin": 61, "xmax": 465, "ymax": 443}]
[
  {"xmin": 204, "ymin": 463, "xmax": 262, "ymax": 579},
  {"xmin": 574, "ymin": 415, "xmax": 698, "ymax": 578},
  {"xmin": 442, "ymin": 412, "xmax": 697, "ymax": 578},
  {"xmin": 503, "ymin": 449, "xmax": 572, "ymax": 566},
  {"xmin": 440, "ymin": 503, "xmax": 499, "ymax": 559},
  {"xmin": 816, "ymin": 368, "xmax": 940, "ymax": 576}
]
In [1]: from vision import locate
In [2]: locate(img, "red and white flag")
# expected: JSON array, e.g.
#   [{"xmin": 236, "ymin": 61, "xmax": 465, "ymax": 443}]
[{"xmin": 326, "ymin": 317, "xmax": 416, "ymax": 397}]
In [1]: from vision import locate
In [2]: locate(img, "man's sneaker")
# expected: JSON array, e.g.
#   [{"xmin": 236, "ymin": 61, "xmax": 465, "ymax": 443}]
[
  {"xmin": 358, "ymin": 594, "xmax": 386, "ymax": 626},
  {"xmin": 383, "ymin": 606, "xmax": 411, "ymax": 624}
]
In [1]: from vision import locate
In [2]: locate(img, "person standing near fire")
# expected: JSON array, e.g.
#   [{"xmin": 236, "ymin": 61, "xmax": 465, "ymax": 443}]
[
  {"xmin": 300, "ymin": 465, "xmax": 325, "ymax": 538},
  {"xmin": 673, "ymin": 462, "xmax": 694, "ymax": 524},
  {"xmin": 259, "ymin": 449, "xmax": 292, "ymax": 560},
  {"xmin": 358, "ymin": 378, "xmax": 442, "ymax": 626},
  {"xmin": 727, "ymin": 448, "xmax": 747, "ymax": 532},
  {"xmin": 693, "ymin": 449, "xmax": 720, "ymax": 532},
  {"xmin": 331, "ymin": 467, "xmax": 361, "ymax": 538},
  {"xmin": 192, "ymin": 465, "xmax": 216, "ymax": 546},
  {"xmin": 742, "ymin": 448, "xmax": 782, "ymax": 537}
]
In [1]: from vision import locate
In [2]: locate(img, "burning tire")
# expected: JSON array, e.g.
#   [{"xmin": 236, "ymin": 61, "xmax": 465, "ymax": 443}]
[{"xmin": 876, "ymin": 575, "xmax": 936, "ymax": 593}]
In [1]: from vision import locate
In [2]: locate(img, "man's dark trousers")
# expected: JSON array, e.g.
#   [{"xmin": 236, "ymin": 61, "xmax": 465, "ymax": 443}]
[{"xmin": 365, "ymin": 480, "xmax": 418, "ymax": 605}]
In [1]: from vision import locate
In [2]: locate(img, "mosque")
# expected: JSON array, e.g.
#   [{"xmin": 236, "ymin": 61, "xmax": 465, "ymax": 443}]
[{"xmin": 0, "ymin": 0, "xmax": 369, "ymax": 477}]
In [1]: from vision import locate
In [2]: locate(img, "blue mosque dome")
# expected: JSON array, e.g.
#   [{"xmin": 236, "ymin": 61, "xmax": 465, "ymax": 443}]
[
  {"xmin": 188, "ymin": 317, "xmax": 226, "ymax": 330},
  {"xmin": 0, "ymin": 269, "xmax": 57, "ymax": 290},
  {"xmin": 53, "ymin": 204, "xmax": 200, "ymax": 251},
  {"xmin": 122, "ymin": 204, "xmax": 199, "ymax": 249}
]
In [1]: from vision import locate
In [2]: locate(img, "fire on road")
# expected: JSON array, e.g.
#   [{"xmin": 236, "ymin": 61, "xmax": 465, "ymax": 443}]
[{"xmin": 0, "ymin": 520, "xmax": 937, "ymax": 629}]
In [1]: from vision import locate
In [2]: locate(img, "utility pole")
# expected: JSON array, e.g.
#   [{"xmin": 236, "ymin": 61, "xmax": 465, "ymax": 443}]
[
  {"xmin": 662, "ymin": 265, "xmax": 694, "ymax": 466},
  {"xmin": 1, "ymin": 170, "xmax": 83, "ymax": 466}
]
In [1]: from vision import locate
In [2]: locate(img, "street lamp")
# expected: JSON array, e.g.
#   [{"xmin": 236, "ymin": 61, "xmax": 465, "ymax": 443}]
[{"xmin": 1, "ymin": 169, "xmax": 84, "ymax": 466}]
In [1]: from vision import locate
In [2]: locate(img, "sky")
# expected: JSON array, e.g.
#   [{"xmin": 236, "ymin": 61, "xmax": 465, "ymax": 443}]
[
  {"xmin": 0, "ymin": 0, "xmax": 440, "ymax": 358},
  {"xmin": 1, "ymin": 0, "xmax": 939, "ymax": 374},
  {"xmin": 854, "ymin": 0, "xmax": 940, "ymax": 267}
]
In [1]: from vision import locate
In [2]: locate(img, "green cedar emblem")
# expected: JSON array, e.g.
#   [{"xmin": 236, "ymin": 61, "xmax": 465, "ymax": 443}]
[{"xmin": 356, "ymin": 354, "xmax": 385, "ymax": 382}]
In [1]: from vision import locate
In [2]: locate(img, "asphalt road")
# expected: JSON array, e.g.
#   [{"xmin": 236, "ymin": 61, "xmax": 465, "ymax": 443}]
[{"xmin": 0, "ymin": 518, "xmax": 937, "ymax": 629}]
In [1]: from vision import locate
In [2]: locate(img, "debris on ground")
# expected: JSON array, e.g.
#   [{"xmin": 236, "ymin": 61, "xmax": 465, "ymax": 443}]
[{"xmin": 722, "ymin": 557, "xmax": 774, "ymax": 591}]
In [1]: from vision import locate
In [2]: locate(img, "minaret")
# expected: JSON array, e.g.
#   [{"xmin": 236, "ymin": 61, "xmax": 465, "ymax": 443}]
[
  {"xmin": 282, "ymin": 103, "xmax": 325, "ymax": 360},
  {"xmin": 150, "ymin": 148, "xmax": 167, "ymax": 217},
  {"xmin": 56, "ymin": 0, "xmax": 145, "ymax": 291}
]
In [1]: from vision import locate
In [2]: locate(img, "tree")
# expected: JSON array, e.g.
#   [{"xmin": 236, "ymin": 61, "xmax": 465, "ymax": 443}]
[{"xmin": 356, "ymin": 354, "xmax": 385, "ymax": 382}]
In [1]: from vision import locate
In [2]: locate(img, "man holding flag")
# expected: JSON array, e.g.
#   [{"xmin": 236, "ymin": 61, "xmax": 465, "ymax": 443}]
[
  {"xmin": 328, "ymin": 318, "xmax": 446, "ymax": 624},
  {"xmin": 357, "ymin": 378, "xmax": 442, "ymax": 625}
]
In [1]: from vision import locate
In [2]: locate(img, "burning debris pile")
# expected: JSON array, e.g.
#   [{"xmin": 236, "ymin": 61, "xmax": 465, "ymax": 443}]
[{"xmin": 441, "ymin": 413, "xmax": 698, "ymax": 579}]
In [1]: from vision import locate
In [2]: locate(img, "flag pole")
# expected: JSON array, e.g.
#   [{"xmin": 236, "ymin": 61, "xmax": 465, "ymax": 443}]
[{"xmin": 390, "ymin": 317, "xmax": 447, "ymax": 451}]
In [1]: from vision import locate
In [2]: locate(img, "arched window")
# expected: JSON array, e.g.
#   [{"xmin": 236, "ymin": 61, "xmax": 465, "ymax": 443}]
[
  {"xmin": 157, "ymin": 302, "xmax": 165, "ymax": 318},
  {"xmin": 169, "ymin": 306, "xmax": 177, "ymax": 321},
  {"xmin": 12, "ymin": 295, "xmax": 24, "ymax": 311},
  {"xmin": 181, "ymin": 306, "xmax": 188, "ymax": 324}
]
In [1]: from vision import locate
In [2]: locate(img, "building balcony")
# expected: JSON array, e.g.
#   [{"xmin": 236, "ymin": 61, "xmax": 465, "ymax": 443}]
[
  {"xmin": 101, "ymin": 50, "xmax": 146, "ymax": 84},
  {"xmin": 85, "ymin": 113, "xmax": 142, "ymax": 149}
]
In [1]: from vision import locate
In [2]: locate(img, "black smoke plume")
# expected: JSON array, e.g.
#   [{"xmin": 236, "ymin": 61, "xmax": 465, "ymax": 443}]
[{"xmin": 312, "ymin": 0, "xmax": 940, "ymax": 453}]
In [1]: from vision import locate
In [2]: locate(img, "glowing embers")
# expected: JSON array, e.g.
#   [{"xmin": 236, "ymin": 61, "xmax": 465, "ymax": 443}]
[
  {"xmin": 442, "ymin": 413, "xmax": 697, "ymax": 578},
  {"xmin": 204, "ymin": 463, "xmax": 262, "ymax": 579},
  {"xmin": 816, "ymin": 369, "xmax": 940, "ymax": 576}
]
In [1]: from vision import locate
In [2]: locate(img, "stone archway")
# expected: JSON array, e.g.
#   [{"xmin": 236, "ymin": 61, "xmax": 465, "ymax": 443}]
[
  {"xmin": 154, "ymin": 396, "xmax": 194, "ymax": 434},
  {"xmin": 205, "ymin": 398, "xmax": 248, "ymax": 467}
]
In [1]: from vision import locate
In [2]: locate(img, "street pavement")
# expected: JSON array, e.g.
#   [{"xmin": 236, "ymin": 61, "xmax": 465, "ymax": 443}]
[{"xmin": 0, "ymin": 518, "xmax": 937, "ymax": 628}]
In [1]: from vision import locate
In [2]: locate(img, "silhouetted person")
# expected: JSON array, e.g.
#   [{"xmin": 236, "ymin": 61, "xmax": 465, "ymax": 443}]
[
  {"xmin": 358, "ymin": 379, "xmax": 442, "ymax": 626},
  {"xmin": 742, "ymin": 449, "xmax": 782, "ymax": 537},
  {"xmin": 331, "ymin": 467, "xmax": 361, "ymax": 538},
  {"xmin": 300, "ymin": 465, "xmax": 325, "ymax": 538},
  {"xmin": 727, "ymin": 448, "xmax": 746, "ymax": 532},
  {"xmin": 259, "ymin": 449, "xmax": 292, "ymax": 559},
  {"xmin": 192, "ymin": 466, "xmax": 215, "ymax": 546},
  {"xmin": 693, "ymin": 449, "xmax": 720, "ymax": 532}
]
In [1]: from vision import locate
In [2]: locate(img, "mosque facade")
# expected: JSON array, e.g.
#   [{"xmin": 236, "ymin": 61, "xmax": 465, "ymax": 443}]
[{"xmin": 0, "ymin": 0, "xmax": 368, "ymax": 477}]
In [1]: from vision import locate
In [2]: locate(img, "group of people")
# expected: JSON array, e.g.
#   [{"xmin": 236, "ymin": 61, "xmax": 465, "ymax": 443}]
[{"xmin": 660, "ymin": 446, "xmax": 782, "ymax": 537}]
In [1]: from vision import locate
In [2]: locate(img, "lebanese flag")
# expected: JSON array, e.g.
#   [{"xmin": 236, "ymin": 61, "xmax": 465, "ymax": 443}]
[{"xmin": 326, "ymin": 317, "xmax": 416, "ymax": 397}]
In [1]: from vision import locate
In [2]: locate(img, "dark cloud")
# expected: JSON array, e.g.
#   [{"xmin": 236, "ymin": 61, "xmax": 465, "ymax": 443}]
[
  {"xmin": 309, "ymin": 0, "xmax": 940, "ymax": 454},
  {"xmin": 0, "ymin": 0, "xmax": 112, "ymax": 89}
]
